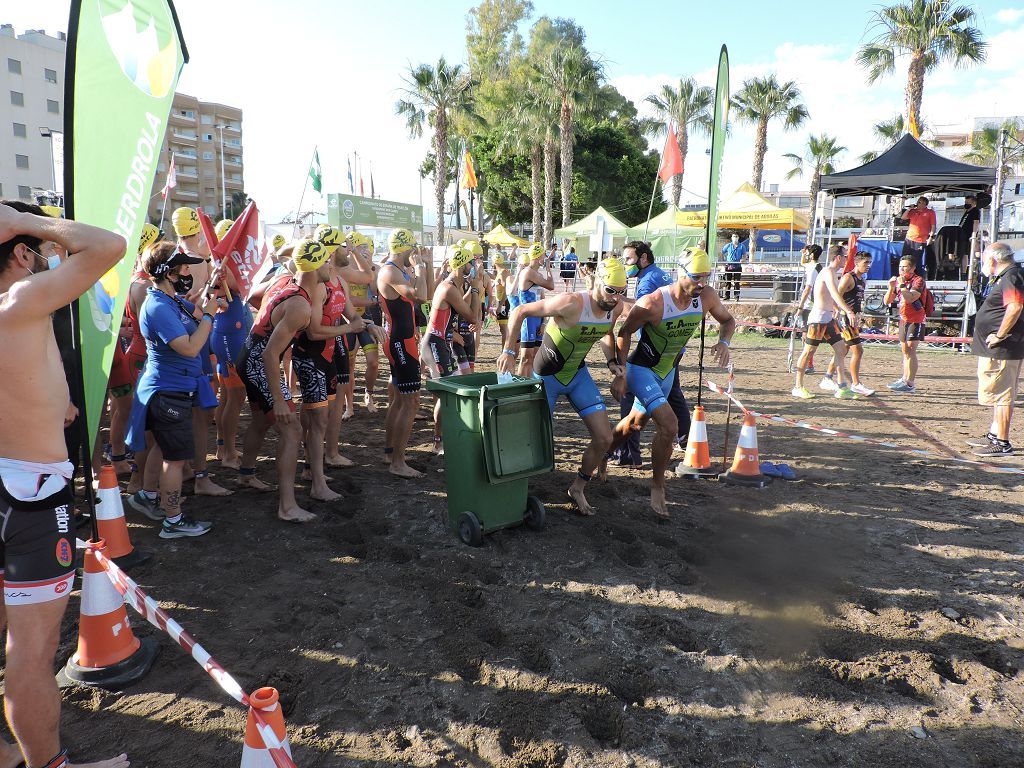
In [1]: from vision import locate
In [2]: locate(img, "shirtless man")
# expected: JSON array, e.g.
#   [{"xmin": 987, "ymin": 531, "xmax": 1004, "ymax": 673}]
[
  {"xmin": 603, "ymin": 249, "xmax": 735, "ymax": 519},
  {"xmin": 377, "ymin": 228, "xmax": 428, "ymax": 478},
  {"xmin": 0, "ymin": 200, "xmax": 130, "ymax": 768},
  {"xmin": 514, "ymin": 243, "xmax": 555, "ymax": 377},
  {"xmin": 791, "ymin": 244, "xmax": 857, "ymax": 400},
  {"xmin": 499, "ymin": 258, "xmax": 629, "ymax": 515},
  {"xmin": 237, "ymin": 239, "xmax": 332, "ymax": 522},
  {"xmin": 340, "ymin": 231, "xmax": 381, "ymax": 414}
]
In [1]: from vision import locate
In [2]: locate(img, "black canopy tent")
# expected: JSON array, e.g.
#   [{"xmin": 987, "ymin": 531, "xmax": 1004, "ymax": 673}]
[{"xmin": 820, "ymin": 134, "xmax": 995, "ymax": 196}]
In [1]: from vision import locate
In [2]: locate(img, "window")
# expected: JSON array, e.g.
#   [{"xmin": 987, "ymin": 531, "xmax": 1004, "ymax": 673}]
[
  {"xmin": 778, "ymin": 196, "xmax": 809, "ymax": 208},
  {"xmin": 180, "ymin": 109, "xmax": 195, "ymax": 119},
  {"xmin": 203, "ymin": 133, "xmax": 213, "ymax": 142},
  {"xmin": 7, "ymin": 58, "xmax": 21, "ymax": 75},
  {"xmin": 10, "ymin": 91, "xmax": 23, "ymax": 107},
  {"xmin": 202, "ymin": 151, "xmax": 213, "ymax": 161},
  {"xmin": 15, "ymin": 154, "xmax": 29, "ymax": 169},
  {"xmin": 205, "ymin": 187, "xmax": 216, "ymax": 197},
  {"xmin": 47, "ymin": 99, "xmax": 59, "ymax": 114},
  {"xmin": 836, "ymin": 196, "xmax": 865, "ymax": 207},
  {"xmin": 12, "ymin": 123, "xmax": 26, "ymax": 138},
  {"xmin": 201, "ymin": 114, "xmax": 213, "ymax": 125},
  {"xmin": 18, "ymin": 185, "xmax": 31, "ymax": 199},
  {"xmin": 44, "ymin": 68, "xmax": 57, "ymax": 84}
]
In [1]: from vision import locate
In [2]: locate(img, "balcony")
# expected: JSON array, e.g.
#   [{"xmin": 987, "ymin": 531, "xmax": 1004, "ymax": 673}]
[
  {"xmin": 177, "ymin": 167, "xmax": 198, "ymax": 178},
  {"xmin": 174, "ymin": 150, "xmax": 197, "ymax": 161},
  {"xmin": 168, "ymin": 111, "xmax": 191, "ymax": 125},
  {"xmin": 171, "ymin": 131, "xmax": 196, "ymax": 143},
  {"xmin": 175, "ymin": 188, "xmax": 198, "ymax": 199}
]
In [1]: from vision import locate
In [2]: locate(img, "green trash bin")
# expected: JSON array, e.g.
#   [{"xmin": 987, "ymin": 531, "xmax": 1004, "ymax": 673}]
[{"xmin": 425, "ymin": 372, "xmax": 554, "ymax": 546}]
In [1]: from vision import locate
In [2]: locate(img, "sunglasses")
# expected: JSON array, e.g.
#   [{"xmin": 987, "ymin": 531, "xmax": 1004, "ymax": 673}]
[{"xmin": 602, "ymin": 285, "xmax": 628, "ymax": 296}]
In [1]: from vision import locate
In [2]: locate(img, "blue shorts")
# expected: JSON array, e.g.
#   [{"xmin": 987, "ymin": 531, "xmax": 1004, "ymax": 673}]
[
  {"xmin": 520, "ymin": 315, "xmax": 543, "ymax": 347},
  {"xmin": 541, "ymin": 367, "xmax": 605, "ymax": 418},
  {"xmin": 627, "ymin": 363, "xmax": 673, "ymax": 414},
  {"xmin": 212, "ymin": 330, "xmax": 246, "ymax": 380}
]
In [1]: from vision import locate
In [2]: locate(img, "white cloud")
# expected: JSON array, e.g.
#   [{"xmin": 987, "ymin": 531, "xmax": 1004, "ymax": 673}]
[{"xmin": 995, "ymin": 8, "xmax": 1024, "ymax": 24}]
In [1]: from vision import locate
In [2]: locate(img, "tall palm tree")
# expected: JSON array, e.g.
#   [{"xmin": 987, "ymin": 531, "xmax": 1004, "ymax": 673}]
[
  {"xmin": 396, "ymin": 58, "xmax": 477, "ymax": 245},
  {"xmin": 783, "ymin": 134, "xmax": 846, "ymax": 231},
  {"xmin": 542, "ymin": 126, "xmax": 557, "ymax": 247},
  {"xmin": 962, "ymin": 120, "xmax": 1024, "ymax": 176},
  {"xmin": 857, "ymin": 114, "xmax": 937, "ymax": 163},
  {"xmin": 732, "ymin": 75, "xmax": 809, "ymax": 192},
  {"xmin": 642, "ymin": 78, "xmax": 714, "ymax": 207},
  {"xmin": 501, "ymin": 84, "xmax": 553, "ymax": 242},
  {"xmin": 857, "ymin": 0, "xmax": 986, "ymax": 138},
  {"xmin": 536, "ymin": 45, "xmax": 602, "ymax": 231}
]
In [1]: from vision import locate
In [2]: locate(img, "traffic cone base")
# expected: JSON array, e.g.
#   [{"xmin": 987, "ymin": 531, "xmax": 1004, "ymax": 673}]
[
  {"xmin": 95, "ymin": 465, "xmax": 150, "ymax": 572},
  {"xmin": 721, "ymin": 412, "xmax": 772, "ymax": 489},
  {"xmin": 677, "ymin": 406, "xmax": 717, "ymax": 478},
  {"xmin": 58, "ymin": 636, "xmax": 160, "ymax": 691}
]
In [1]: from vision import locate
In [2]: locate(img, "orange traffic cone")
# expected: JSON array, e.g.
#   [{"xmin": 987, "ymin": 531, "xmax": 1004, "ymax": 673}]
[
  {"xmin": 59, "ymin": 541, "xmax": 159, "ymax": 690},
  {"xmin": 95, "ymin": 465, "xmax": 150, "ymax": 571},
  {"xmin": 676, "ymin": 405, "xmax": 718, "ymax": 478},
  {"xmin": 721, "ymin": 412, "xmax": 772, "ymax": 488},
  {"xmin": 241, "ymin": 687, "xmax": 294, "ymax": 768}
]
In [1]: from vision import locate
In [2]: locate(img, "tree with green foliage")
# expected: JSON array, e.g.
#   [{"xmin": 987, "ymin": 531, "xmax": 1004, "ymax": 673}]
[
  {"xmin": 732, "ymin": 75, "xmax": 809, "ymax": 192},
  {"xmin": 641, "ymin": 78, "xmax": 713, "ymax": 207},
  {"xmin": 783, "ymin": 134, "xmax": 846, "ymax": 230},
  {"xmin": 962, "ymin": 120, "xmax": 1024, "ymax": 177},
  {"xmin": 396, "ymin": 58, "xmax": 477, "ymax": 245},
  {"xmin": 857, "ymin": 0, "xmax": 986, "ymax": 138}
]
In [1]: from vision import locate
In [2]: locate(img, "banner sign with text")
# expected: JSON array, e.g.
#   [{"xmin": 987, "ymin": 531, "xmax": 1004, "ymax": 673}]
[{"xmin": 327, "ymin": 193, "xmax": 423, "ymax": 232}]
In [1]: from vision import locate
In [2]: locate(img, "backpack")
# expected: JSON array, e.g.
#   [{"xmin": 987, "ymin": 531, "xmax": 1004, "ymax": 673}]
[{"xmin": 922, "ymin": 286, "xmax": 935, "ymax": 316}]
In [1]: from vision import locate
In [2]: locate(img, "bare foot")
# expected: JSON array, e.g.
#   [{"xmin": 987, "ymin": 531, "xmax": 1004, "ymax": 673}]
[
  {"xmin": 325, "ymin": 454, "xmax": 355, "ymax": 468},
  {"xmin": 238, "ymin": 474, "xmax": 272, "ymax": 491},
  {"xmin": 650, "ymin": 486, "xmax": 669, "ymax": 519},
  {"xmin": 364, "ymin": 393, "xmax": 377, "ymax": 413},
  {"xmin": 310, "ymin": 484, "xmax": 342, "ymax": 502},
  {"xmin": 567, "ymin": 483, "xmax": 596, "ymax": 516},
  {"xmin": 433, "ymin": 437, "xmax": 444, "ymax": 455},
  {"xmin": 195, "ymin": 476, "xmax": 233, "ymax": 496},
  {"xmin": 278, "ymin": 504, "xmax": 316, "ymax": 523},
  {"xmin": 300, "ymin": 467, "xmax": 312, "ymax": 481},
  {"xmin": 341, "ymin": 408, "xmax": 354, "ymax": 421},
  {"xmin": 70, "ymin": 755, "xmax": 131, "ymax": 768},
  {"xmin": 389, "ymin": 463, "xmax": 423, "ymax": 478},
  {"xmin": 217, "ymin": 451, "xmax": 241, "ymax": 469},
  {"xmin": 597, "ymin": 456, "xmax": 609, "ymax": 482}
]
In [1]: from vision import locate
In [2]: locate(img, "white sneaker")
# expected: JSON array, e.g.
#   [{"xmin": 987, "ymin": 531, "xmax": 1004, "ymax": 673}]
[
  {"xmin": 851, "ymin": 383, "xmax": 875, "ymax": 397},
  {"xmin": 819, "ymin": 376, "xmax": 838, "ymax": 392}
]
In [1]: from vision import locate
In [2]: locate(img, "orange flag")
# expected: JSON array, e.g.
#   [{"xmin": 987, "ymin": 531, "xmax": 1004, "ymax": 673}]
[
  {"xmin": 461, "ymin": 151, "xmax": 478, "ymax": 189},
  {"xmin": 658, "ymin": 124, "xmax": 684, "ymax": 183}
]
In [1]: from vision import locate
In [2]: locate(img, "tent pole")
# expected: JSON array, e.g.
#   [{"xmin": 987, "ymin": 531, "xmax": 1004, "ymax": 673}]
[
  {"xmin": 825, "ymin": 196, "xmax": 836, "ymax": 250},
  {"xmin": 961, "ymin": 229, "xmax": 977, "ymax": 348}
]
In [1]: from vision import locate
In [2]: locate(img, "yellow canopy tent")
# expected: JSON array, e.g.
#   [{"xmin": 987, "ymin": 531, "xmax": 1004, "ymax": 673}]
[
  {"xmin": 674, "ymin": 183, "xmax": 809, "ymax": 231},
  {"xmin": 483, "ymin": 224, "xmax": 529, "ymax": 248}
]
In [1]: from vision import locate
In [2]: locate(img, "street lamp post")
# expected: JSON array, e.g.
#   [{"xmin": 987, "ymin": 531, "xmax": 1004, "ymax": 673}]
[
  {"xmin": 38, "ymin": 127, "xmax": 63, "ymax": 203},
  {"xmin": 216, "ymin": 123, "xmax": 227, "ymax": 218}
]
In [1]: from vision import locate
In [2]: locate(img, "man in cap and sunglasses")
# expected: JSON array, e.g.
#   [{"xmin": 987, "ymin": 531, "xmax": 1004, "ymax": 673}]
[
  {"xmin": 500, "ymin": 258, "xmax": 630, "ymax": 516},
  {"xmin": 603, "ymin": 248, "xmax": 735, "ymax": 519}
]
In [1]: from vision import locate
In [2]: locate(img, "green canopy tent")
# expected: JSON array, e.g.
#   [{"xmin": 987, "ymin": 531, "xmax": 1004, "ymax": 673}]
[
  {"xmin": 553, "ymin": 206, "xmax": 630, "ymax": 249},
  {"xmin": 625, "ymin": 206, "xmax": 705, "ymax": 263}
]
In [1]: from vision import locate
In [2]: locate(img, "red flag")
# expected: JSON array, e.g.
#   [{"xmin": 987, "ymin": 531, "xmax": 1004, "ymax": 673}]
[
  {"xmin": 162, "ymin": 155, "xmax": 177, "ymax": 199},
  {"xmin": 196, "ymin": 208, "xmax": 219, "ymax": 250},
  {"xmin": 843, "ymin": 232, "xmax": 858, "ymax": 274},
  {"xmin": 212, "ymin": 201, "xmax": 263, "ymax": 297},
  {"xmin": 658, "ymin": 124, "xmax": 683, "ymax": 184}
]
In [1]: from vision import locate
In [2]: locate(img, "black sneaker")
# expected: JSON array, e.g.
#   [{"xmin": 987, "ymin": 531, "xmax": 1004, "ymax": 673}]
[
  {"xmin": 128, "ymin": 491, "xmax": 164, "ymax": 521},
  {"xmin": 965, "ymin": 433, "xmax": 996, "ymax": 448},
  {"xmin": 972, "ymin": 440, "xmax": 1014, "ymax": 458},
  {"xmin": 159, "ymin": 514, "xmax": 213, "ymax": 539}
]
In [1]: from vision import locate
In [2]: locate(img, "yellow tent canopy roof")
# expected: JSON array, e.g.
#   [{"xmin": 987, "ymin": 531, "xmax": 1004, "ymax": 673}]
[
  {"xmin": 483, "ymin": 224, "xmax": 529, "ymax": 247},
  {"xmin": 674, "ymin": 182, "xmax": 809, "ymax": 231}
]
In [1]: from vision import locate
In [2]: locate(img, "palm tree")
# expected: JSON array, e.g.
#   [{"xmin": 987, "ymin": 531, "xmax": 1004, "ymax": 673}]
[
  {"xmin": 642, "ymin": 78, "xmax": 714, "ymax": 207},
  {"xmin": 857, "ymin": 114, "xmax": 938, "ymax": 163},
  {"xmin": 542, "ymin": 126, "xmax": 557, "ymax": 247},
  {"xmin": 501, "ymin": 84, "xmax": 553, "ymax": 242},
  {"xmin": 396, "ymin": 58, "xmax": 477, "ymax": 245},
  {"xmin": 732, "ymin": 75, "xmax": 809, "ymax": 192},
  {"xmin": 536, "ymin": 45, "xmax": 602, "ymax": 231},
  {"xmin": 857, "ymin": 0, "xmax": 986, "ymax": 138},
  {"xmin": 783, "ymin": 134, "xmax": 846, "ymax": 231},
  {"xmin": 962, "ymin": 120, "xmax": 1024, "ymax": 176}
]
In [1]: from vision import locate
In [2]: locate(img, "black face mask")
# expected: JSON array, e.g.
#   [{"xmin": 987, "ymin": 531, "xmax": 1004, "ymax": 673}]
[{"xmin": 171, "ymin": 272, "xmax": 192, "ymax": 294}]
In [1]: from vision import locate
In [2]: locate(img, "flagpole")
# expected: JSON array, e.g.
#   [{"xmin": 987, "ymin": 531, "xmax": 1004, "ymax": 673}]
[
  {"xmin": 642, "ymin": 123, "xmax": 672, "ymax": 244},
  {"xmin": 159, "ymin": 192, "xmax": 169, "ymax": 230},
  {"xmin": 294, "ymin": 146, "xmax": 316, "ymax": 236}
]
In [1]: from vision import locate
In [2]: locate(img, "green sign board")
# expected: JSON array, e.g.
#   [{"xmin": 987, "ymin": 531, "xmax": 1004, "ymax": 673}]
[{"xmin": 327, "ymin": 193, "xmax": 423, "ymax": 231}]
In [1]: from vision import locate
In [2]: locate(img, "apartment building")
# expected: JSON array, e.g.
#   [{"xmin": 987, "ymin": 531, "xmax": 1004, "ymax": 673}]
[
  {"xmin": 149, "ymin": 93, "xmax": 244, "ymax": 225},
  {"xmin": 0, "ymin": 24, "xmax": 65, "ymax": 201}
]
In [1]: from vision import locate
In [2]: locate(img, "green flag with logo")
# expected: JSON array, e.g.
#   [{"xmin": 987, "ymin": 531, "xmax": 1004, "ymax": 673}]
[
  {"xmin": 65, "ymin": 0, "xmax": 188, "ymax": 447},
  {"xmin": 705, "ymin": 45, "xmax": 730, "ymax": 263}
]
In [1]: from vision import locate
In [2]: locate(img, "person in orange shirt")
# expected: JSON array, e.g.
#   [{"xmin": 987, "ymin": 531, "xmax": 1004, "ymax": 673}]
[
  {"xmin": 898, "ymin": 196, "xmax": 935, "ymax": 276},
  {"xmin": 884, "ymin": 255, "xmax": 928, "ymax": 394}
]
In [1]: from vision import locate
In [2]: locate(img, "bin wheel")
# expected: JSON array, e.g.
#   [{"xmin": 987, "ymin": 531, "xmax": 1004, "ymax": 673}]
[
  {"xmin": 524, "ymin": 496, "xmax": 546, "ymax": 531},
  {"xmin": 457, "ymin": 512, "xmax": 483, "ymax": 547}
]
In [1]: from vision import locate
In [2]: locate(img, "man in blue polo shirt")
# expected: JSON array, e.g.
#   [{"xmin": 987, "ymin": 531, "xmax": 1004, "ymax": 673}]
[
  {"xmin": 614, "ymin": 240, "xmax": 691, "ymax": 465},
  {"xmin": 721, "ymin": 233, "xmax": 745, "ymax": 301}
]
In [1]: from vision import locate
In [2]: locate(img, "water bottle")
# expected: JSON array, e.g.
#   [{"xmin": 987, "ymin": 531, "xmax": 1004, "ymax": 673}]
[{"xmin": 497, "ymin": 371, "xmax": 515, "ymax": 385}]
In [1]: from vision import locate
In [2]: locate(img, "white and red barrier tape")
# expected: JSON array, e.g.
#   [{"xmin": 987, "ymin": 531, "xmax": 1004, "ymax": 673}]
[
  {"xmin": 703, "ymin": 380, "xmax": 1024, "ymax": 477},
  {"xmin": 80, "ymin": 542, "xmax": 299, "ymax": 768},
  {"xmin": 736, "ymin": 320, "xmax": 970, "ymax": 345}
]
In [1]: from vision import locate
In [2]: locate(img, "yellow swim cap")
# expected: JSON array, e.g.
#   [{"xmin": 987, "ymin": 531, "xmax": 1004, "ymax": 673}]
[
  {"xmin": 138, "ymin": 223, "xmax": 160, "ymax": 255},
  {"xmin": 293, "ymin": 238, "xmax": 329, "ymax": 272},
  {"xmin": 40, "ymin": 205, "xmax": 63, "ymax": 218},
  {"xmin": 172, "ymin": 207, "xmax": 200, "ymax": 238},
  {"xmin": 493, "ymin": 254, "xmax": 506, "ymax": 268},
  {"xmin": 466, "ymin": 239, "xmax": 483, "ymax": 257},
  {"xmin": 315, "ymin": 225, "xmax": 343, "ymax": 252},
  {"xmin": 679, "ymin": 248, "xmax": 712, "ymax": 275},
  {"xmin": 214, "ymin": 219, "xmax": 234, "ymax": 241},
  {"xmin": 598, "ymin": 257, "xmax": 628, "ymax": 288},
  {"xmin": 272, "ymin": 234, "xmax": 287, "ymax": 251},
  {"xmin": 449, "ymin": 246, "xmax": 473, "ymax": 271},
  {"xmin": 527, "ymin": 242, "xmax": 545, "ymax": 261},
  {"xmin": 347, "ymin": 230, "xmax": 368, "ymax": 248},
  {"xmin": 388, "ymin": 228, "xmax": 416, "ymax": 255}
]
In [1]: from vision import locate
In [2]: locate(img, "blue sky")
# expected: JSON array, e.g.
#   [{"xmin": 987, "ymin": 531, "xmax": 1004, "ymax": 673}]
[{"xmin": 7, "ymin": 1, "xmax": 1024, "ymax": 223}]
